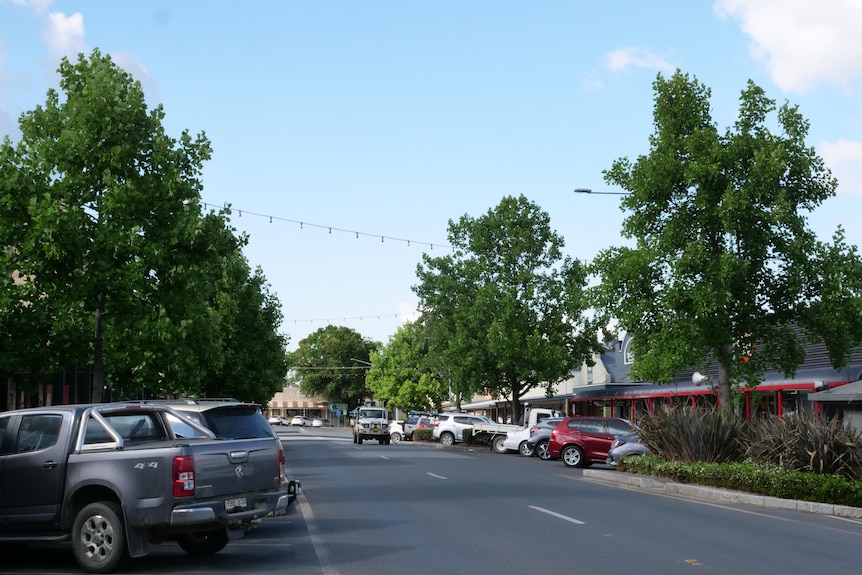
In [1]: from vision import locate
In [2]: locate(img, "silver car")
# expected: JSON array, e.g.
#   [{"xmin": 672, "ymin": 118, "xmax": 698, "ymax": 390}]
[
  {"xmin": 606, "ymin": 430, "xmax": 650, "ymax": 465},
  {"xmin": 432, "ymin": 413, "xmax": 494, "ymax": 446}
]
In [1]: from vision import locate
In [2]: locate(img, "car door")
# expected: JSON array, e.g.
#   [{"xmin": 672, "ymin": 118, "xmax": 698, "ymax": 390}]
[
  {"xmin": 577, "ymin": 419, "xmax": 615, "ymax": 462},
  {"xmin": 0, "ymin": 411, "xmax": 70, "ymax": 533}
]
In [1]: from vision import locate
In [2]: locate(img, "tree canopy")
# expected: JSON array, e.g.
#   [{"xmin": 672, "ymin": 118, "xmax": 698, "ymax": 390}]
[
  {"xmin": 286, "ymin": 325, "xmax": 379, "ymax": 410},
  {"xmin": 0, "ymin": 50, "xmax": 288, "ymax": 403},
  {"xmin": 365, "ymin": 320, "xmax": 448, "ymax": 413},
  {"xmin": 414, "ymin": 195, "xmax": 603, "ymax": 423},
  {"xmin": 590, "ymin": 70, "xmax": 862, "ymax": 407}
]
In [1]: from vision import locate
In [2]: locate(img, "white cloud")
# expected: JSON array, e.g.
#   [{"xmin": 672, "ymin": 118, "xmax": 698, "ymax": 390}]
[
  {"xmin": 3, "ymin": 0, "xmax": 52, "ymax": 14},
  {"xmin": 820, "ymin": 138, "xmax": 862, "ymax": 197},
  {"xmin": 43, "ymin": 11, "xmax": 86, "ymax": 64},
  {"xmin": 605, "ymin": 47, "xmax": 675, "ymax": 74},
  {"xmin": 715, "ymin": 0, "xmax": 862, "ymax": 93}
]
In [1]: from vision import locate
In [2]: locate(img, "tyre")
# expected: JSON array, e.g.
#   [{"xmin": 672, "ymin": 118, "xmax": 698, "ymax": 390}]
[
  {"xmin": 535, "ymin": 440, "xmax": 551, "ymax": 460},
  {"xmin": 378, "ymin": 438, "xmax": 384, "ymax": 445},
  {"xmin": 439, "ymin": 431, "xmax": 455, "ymax": 446},
  {"xmin": 177, "ymin": 528, "xmax": 229, "ymax": 555},
  {"xmin": 518, "ymin": 441, "xmax": 534, "ymax": 457},
  {"xmin": 561, "ymin": 444, "xmax": 585, "ymax": 468},
  {"xmin": 492, "ymin": 435, "xmax": 508, "ymax": 454},
  {"xmin": 71, "ymin": 501, "xmax": 127, "ymax": 574},
  {"xmin": 390, "ymin": 432, "xmax": 402, "ymax": 444}
]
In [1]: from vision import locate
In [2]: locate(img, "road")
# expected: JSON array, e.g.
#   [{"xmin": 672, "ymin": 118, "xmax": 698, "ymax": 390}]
[{"xmin": 3, "ymin": 425, "xmax": 862, "ymax": 574}]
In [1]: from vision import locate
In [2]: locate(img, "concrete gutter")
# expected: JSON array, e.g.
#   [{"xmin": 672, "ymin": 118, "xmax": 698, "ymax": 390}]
[{"xmin": 583, "ymin": 469, "xmax": 862, "ymax": 519}]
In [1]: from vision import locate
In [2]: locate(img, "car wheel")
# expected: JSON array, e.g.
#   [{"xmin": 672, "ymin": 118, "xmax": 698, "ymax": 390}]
[
  {"xmin": 535, "ymin": 440, "xmax": 551, "ymax": 460},
  {"xmin": 390, "ymin": 432, "xmax": 402, "ymax": 443},
  {"xmin": 440, "ymin": 431, "xmax": 455, "ymax": 446},
  {"xmin": 492, "ymin": 435, "xmax": 508, "ymax": 454},
  {"xmin": 561, "ymin": 444, "xmax": 585, "ymax": 468},
  {"xmin": 177, "ymin": 528, "xmax": 229, "ymax": 555},
  {"xmin": 518, "ymin": 441, "xmax": 534, "ymax": 457},
  {"xmin": 72, "ymin": 501, "xmax": 127, "ymax": 574}
]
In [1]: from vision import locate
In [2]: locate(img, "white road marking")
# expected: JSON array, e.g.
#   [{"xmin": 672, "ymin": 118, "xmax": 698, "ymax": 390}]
[
  {"xmin": 529, "ymin": 505, "xmax": 585, "ymax": 525},
  {"xmin": 298, "ymin": 493, "xmax": 340, "ymax": 575},
  {"xmin": 427, "ymin": 472, "xmax": 448, "ymax": 479},
  {"xmin": 379, "ymin": 455, "xmax": 390, "ymax": 460}
]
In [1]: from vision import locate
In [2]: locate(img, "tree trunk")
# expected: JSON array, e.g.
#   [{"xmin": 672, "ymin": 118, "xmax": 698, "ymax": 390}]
[{"xmin": 91, "ymin": 292, "xmax": 106, "ymax": 403}]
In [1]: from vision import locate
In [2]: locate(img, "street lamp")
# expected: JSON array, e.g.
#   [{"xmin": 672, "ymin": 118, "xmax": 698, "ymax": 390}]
[{"xmin": 349, "ymin": 357, "xmax": 372, "ymax": 368}]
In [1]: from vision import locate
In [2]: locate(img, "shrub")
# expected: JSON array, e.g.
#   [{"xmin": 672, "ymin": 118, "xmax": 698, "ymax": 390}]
[
  {"xmin": 637, "ymin": 404, "xmax": 747, "ymax": 463},
  {"xmin": 743, "ymin": 414, "xmax": 862, "ymax": 479},
  {"xmin": 620, "ymin": 455, "xmax": 862, "ymax": 508},
  {"xmin": 412, "ymin": 428, "xmax": 433, "ymax": 441}
]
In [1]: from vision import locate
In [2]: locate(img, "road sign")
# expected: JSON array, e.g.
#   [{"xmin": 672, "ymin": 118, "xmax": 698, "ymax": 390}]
[{"xmin": 330, "ymin": 403, "xmax": 347, "ymax": 412}]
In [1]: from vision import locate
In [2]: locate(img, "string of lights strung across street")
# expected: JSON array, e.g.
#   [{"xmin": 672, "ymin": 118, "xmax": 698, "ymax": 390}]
[{"xmin": 202, "ymin": 200, "xmax": 454, "ymax": 251}]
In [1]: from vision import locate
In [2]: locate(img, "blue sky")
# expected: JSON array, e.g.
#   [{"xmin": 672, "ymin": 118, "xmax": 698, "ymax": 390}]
[{"xmin": 3, "ymin": 1, "xmax": 862, "ymax": 351}]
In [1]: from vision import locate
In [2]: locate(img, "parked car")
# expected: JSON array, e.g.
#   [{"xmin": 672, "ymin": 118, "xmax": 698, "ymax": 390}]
[
  {"xmin": 312, "ymin": 418, "xmax": 333, "ymax": 427},
  {"xmin": 548, "ymin": 416, "xmax": 635, "ymax": 467},
  {"xmin": 502, "ymin": 426, "xmax": 533, "ymax": 454},
  {"xmin": 606, "ymin": 430, "xmax": 651, "ymax": 466},
  {"xmin": 152, "ymin": 398, "xmax": 301, "ymax": 509},
  {"xmin": 268, "ymin": 414, "xmax": 284, "ymax": 425},
  {"xmin": 290, "ymin": 415, "xmax": 312, "ymax": 426},
  {"xmin": 389, "ymin": 420, "xmax": 405, "ymax": 443},
  {"xmin": 432, "ymin": 413, "xmax": 495, "ymax": 446},
  {"xmin": 523, "ymin": 417, "xmax": 566, "ymax": 459},
  {"xmin": 403, "ymin": 413, "xmax": 437, "ymax": 440}
]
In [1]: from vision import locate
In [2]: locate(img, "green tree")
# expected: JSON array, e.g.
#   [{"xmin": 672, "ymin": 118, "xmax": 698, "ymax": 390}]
[
  {"xmin": 365, "ymin": 320, "xmax": 447, "ymax": 413},
  {"xmin": 199, "ymin": 253, "xmax": 289, "ymax": 405},
  {"xmin": 414, "ymin": 195, "xmax": 603, "ymax": 423},
  {"xmin": 590, "ymin": 70, "xmax": 862, "ymax": 408},
  {"xmin": 0, "ymin": 50, "xmax": 239, "ymax": 401},
  {"xmin": 286, "ymin": 325, "xmax": 379, "ymax": 410}
]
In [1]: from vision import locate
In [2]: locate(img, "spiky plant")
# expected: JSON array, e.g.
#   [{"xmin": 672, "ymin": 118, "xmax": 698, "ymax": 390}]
[
  {"xmin": 744, "ymin": 414, "xmax": 862, "ymax": 479},
  {"xmin": 637, "ymin": 404, "xmax": 747, "ymax": 463}
]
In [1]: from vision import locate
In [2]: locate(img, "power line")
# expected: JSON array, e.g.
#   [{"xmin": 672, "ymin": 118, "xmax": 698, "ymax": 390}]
[{"xmin": 202, "ymin": 200, "xmax": 453, "ymax": 251}]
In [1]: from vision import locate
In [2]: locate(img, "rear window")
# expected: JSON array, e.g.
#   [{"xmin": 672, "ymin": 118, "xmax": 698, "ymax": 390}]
[
  {"xmin": 201, "ymin": 407, "xmax": 275, "ymax": 440},
  {"xmin": 607, "ymin": 419, "xmax": 634, "ymax": 435}
]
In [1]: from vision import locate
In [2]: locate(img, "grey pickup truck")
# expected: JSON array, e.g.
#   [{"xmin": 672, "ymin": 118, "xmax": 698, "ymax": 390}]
[{"xmin": 0, "ymin": 402, "xmax": 290, "ymax": 573}]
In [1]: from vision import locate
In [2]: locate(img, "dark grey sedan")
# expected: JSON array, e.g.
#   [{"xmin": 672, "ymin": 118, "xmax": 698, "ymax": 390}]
[{"xmin": 525, "ymin": 417, "xmax": 565, "ymax": 460}]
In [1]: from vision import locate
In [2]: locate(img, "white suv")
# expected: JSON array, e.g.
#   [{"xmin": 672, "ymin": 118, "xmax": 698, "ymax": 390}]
[{"xmin": 432, "ymin": 413, "xmax": 494, "ymax": 446}]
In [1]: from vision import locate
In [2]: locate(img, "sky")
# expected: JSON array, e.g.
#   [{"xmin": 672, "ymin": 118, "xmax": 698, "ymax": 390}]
[{"xmin": 3, "ymin": 1, "xmax": 862, "ymax": 351}]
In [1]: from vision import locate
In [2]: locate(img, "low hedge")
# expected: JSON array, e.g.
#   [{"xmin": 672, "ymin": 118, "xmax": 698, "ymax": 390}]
[
  {"xmin": 412, "ymin": 428, "xmax": 433, "ymax": 442},
  {"xmin": 620, "ymin": 454, "xmax": 862, "ymax": 508}
]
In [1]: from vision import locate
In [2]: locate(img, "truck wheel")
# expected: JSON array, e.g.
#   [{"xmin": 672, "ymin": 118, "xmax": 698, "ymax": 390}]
[
  {"xmin": 518, "ymin": 441, "xmax": 534, "ymax": 457},
  {"xmin": 439, "ymin": 432, "xmax": 455, "ymax": 446},
  {"xmin": 492, "ymin": 435, "xmax": 508, "ymax": 454},
  {"xmin": 390, "ymin": 432, "xmax": 401, "ymax": 444},
  {"xmin": 177, "ymin": 529, "xmax": 229, "ymax": 555},
  {"xmin": 535, "ymin": 440, "xmax": 551, "ymax": 460},
  {"xmin": 561, "ymin": 444, "xmax": 585, "ymax": 468},
  {"xmin": 72, "ymin": 501, "xmax": 127, "ymax": 574}
]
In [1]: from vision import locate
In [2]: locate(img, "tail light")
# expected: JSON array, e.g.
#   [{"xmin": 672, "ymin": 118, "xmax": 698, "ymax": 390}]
[
  {"xmin": 277, "ymin": 446, "xmax": 285, "ymax": 486},
  {"xmin": 173, "ymin": 456, "xmax": 195, "ymax": 497}
]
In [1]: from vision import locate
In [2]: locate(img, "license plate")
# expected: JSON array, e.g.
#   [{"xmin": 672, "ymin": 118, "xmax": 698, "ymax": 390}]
[
  {"xmin": 371, "ymin": 427, "xmax": 380, "ymax": 432},
  {"xmin": 224, "ymin": 497, "xmax": 247, "ymax": 511}
]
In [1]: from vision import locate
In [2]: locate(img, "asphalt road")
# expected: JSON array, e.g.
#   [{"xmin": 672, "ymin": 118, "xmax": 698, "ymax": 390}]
[{"xmin": 4, "ymin": 425, "xmax": 862, "ymax": 574}]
